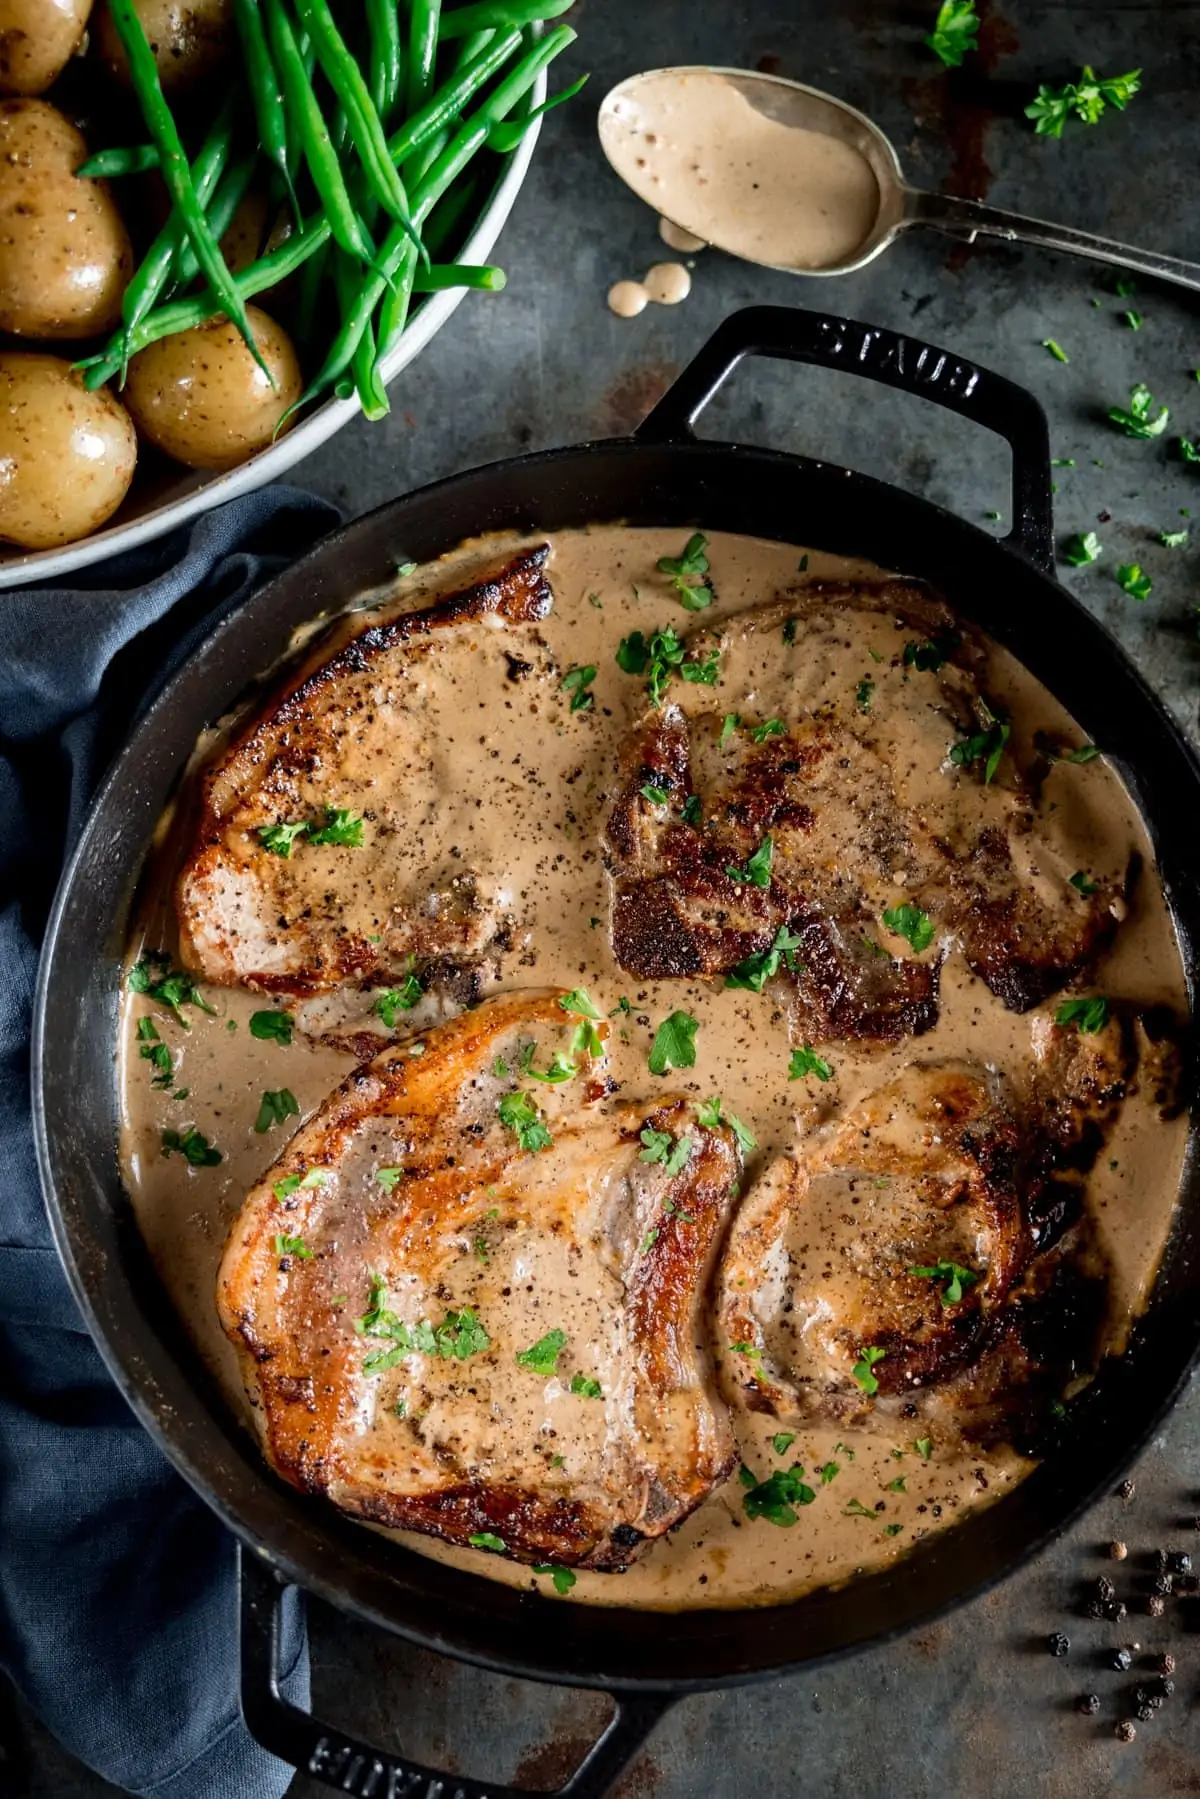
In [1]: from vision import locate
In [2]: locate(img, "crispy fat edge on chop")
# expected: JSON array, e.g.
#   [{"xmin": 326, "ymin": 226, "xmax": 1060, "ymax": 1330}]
[
  {"xmin": 217, "ymin": 989, "xmax": 742, "ymax": 1569},
  {"xmin": 175, "ymin": 545, "xmax": 553, "ymax": 993}
]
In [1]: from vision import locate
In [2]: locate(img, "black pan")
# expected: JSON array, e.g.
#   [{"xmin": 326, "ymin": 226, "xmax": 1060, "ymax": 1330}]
[{"xmin": 33, "ymin": 307, "xmax": 1200, "ymax": 1799}]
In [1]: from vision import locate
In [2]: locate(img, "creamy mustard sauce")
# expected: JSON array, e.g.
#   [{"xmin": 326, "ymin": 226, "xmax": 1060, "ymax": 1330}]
[
  {"xmin": 599, "ymin": 70, "xmax": 882, "ymax": 271},
  {"xmin": 118, "ymin": 528, "xmax": 1189, "ymax": 1611}
]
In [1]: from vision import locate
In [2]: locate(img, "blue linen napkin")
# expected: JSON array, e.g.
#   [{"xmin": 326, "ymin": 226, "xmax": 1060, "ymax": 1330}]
[{"xmin": 0, "ymin": 487, "xmax": 339, "ymax": 1798}]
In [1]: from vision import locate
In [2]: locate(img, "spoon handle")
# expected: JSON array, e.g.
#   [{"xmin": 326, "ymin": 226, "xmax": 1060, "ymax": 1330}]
[{"xmin": 906, "ymin": 188, "xmax": 1200, "ymax": 295}]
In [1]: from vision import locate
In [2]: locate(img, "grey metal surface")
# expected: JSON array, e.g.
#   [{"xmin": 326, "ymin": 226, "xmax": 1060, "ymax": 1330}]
[{"xmin": 10, "ymin": 2, "xmax": 1200, "ymax": 1794}]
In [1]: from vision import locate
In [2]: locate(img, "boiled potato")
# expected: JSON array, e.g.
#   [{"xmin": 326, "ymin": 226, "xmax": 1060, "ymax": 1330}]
[
  {"xmin": 0, "ymin": 353, "xmax": 137, "ymax": 549},
  {"xmin": 0, "ymin": 98, "xmax": 132, "ymax": 338},
  {"xmin": 124, "ymin": 306, "xmax": 303, "ymax": 471},
  {"xmin": 95, "ymin": 0, "xmax": 231, "ymax": 95},
  {"xmin": 0, "ymin": 0, "xmax": 93, "ymax": 95}
]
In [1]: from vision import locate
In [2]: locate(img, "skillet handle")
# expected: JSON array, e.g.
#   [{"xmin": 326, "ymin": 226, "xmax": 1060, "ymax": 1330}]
[
  {"xmin": 634, "ymin": 304, "xmax": 1055, "ymax": 576},
  {"xmin": 239, "ymin": 1547, "xmax": 675, "ymax": 1799}
]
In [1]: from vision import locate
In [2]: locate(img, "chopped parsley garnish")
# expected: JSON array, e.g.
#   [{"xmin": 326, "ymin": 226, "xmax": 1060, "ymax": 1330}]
[
  {"xmin": 561, "ymin": 664, "xmax": 597, "ymax": 712},
  {"xmin": 647, "ymin": 1009, "xmax": 699, "ymax": 1075},
  {"xmin": 638, "ymin": 1127, "xmax": 694, "ymax": 1176},
  {"xmin": 307, "ymin": 806, "xmax": 365, "ymax": 848},
  {"xmin": 1041, "ymin": 339, "xmax": 1069, "ymax": 363},
  {"xmin": 272, "ymin": 1168, "xmax": 329, "ymax": 1203},
  {"xmin": 127, "ymin": 951, "xmax": 216, "ymax": 1027},
  {"xmin": 1065, "ymin": 744, "xmax": 1100, "ymax": 763},
  {"xmin": 741, "ymin": 1464, "xmax": 815, "ymax": 1526},
  {"xmin": 515, "ymin": 1328, "xmax": 567, "ymax": 1375},
  {"xmin": 782, "ymin": 616, "xmax": 797, "ymax": 645},
  {"xmin": 914, "ymin": 1437, "xmax": 933, "ymax": 1460},
  {"xmin": 249, "ymin": 1008, "xmax": 294, "ymax": 1045},
  {"xmin": 788, "ymin": 1045, "xmax": 834, "ymax": 1082},
  {"xmin": 1181, "ymin": 436, "xmax": 1200, "ymax": 464},
  {"xmin": 851, "ymin": 1345, "xmax": 887, "ymax": 1396},
  {"xmin": 614, "ymin": 625, "xmax": 720, "ymax": 707},
  {"xmin": 772, "ymin": 1432, "xmax": 796, "ymax": 1456},
  {"xmin": 855, "ymin": 678, "xmax": 874, "ymax": 713},
  {"xmin": 884, "ymin": 1523, "xmax": 904, "ymax": 1537},
  {"xmin": 909, "ymin": 1259, "xmax": 979, "ymax": 1307},
  {"xmin": 1026, "ymin": 66, "xmax": 1141, "ymax": 137},
  {"xmin": 533, "ymin": 1564, "xmax": 577, "ymax": 1594},
  {"xmin": 1056, "ymin": 995, "xmax": 1111, "ymax": 1034},
  {"xmin": 375, "ymin": 977, "xmax": 421, "ymax": 1025},
  {"xmin": 1161, "ymin": 528, "xmax": 1189, "ymax": 548},
  {"xmin": 881, "ymin": 903, "xmax": 935, "ymax": 954},
  {"xmin": 519, "ymin": 1041, "xmax": 577, "ymax": 1086},
  {"xmin": 1116, "ymin": 562, "xmax": 1152, "ymax": 601},
  {"xmin": 161, "ymin": 1127, "xmax": 221, "ymax": 1166},
  {"xmin": 355, "ymin": 1275, "xmax": 490, "ymax": 1373},
  {"xmin": 1069, "ymin": 870, "xmax": 1098, "ymax": 896},
  {"xmin": 725, "ymin": 835, "xmax": 773, "ymax": 889},
  {"xmin": 468, "ymin": 1532, "xmax": 506, "ymax": 1553},
  {"xmin": 559, "ymin": 989, "xmax": 601, "ymax": 1023},
  {"xmin": 843, "ymin": 1498, "xmax": 879, "ymax": 1520},
  {"xmin": 695, "ymin": 1096, "xmax": 756, "ymax": 1153},
  {"xmin": 1107, "ymin": 381, "xmax": 1168, "ymax": 439},
  {"xmin": 258, "ymin": 820, "xmax": 310, "ymax": 857},
  {"xmin": 751, "ymin": 717, "xmax": 786, "ymax": 743},
  {"xmin": 498, "ymin": 1090, "xmax": 553, "ymax": 1152},
  {"xmin": 902, "ymin": 632, "xmax": 961, "ymax": 672},
  {"xmin": 657, "ymin": 531, "xmax": 713, "ymax": 610},
  {"xmin": 950, "ymin": 702, "xmax": 1010, "ymax": 784},
  {"xmin": 640, "ymin": 782, "xmax": 670, "ymax": 804},
  {"xmin": 255, "ymin": 1088, "xmax": 300, "ymax": 1133},
  {"xmin": 818, "ymin": 1460, "xmax": 840, "ymax": 1484},
  {"xmin": 924, "ymin": 0, "xmax": 978, "ymax": 67},
  {"xmin": 376, "ymin": 1167, "xmax": 403, "ymax": 1192},
  {"xmin": 682, "ymin": 793, "xmax": 702, "ymax": 826},
  {"xmin": 136, "ymin": 1017, "xmax": 173, "ymax": 1088},
  {"xmin": 1064, "ymin": 531, "xmax": 1102, "ymax": 566},
  {"xmin": 725, "ymin": 923, "xmax": 802, "ymax": 993},
  {"xmin": 1123, "ymin": 309, "xmax": 1143, "ymax": 331},
  {"xmin": 719, "ymin": 712, "xmax": 741, "ymax": 748},
  {"xmin": 887, "ymin": 1475, "xmax": 907, "ymax": 1493},
  {"xmin": 272, "ymin": 1232, "xmax": 312, "ymax": 1259},
  {"xmin": 570, "ymin": 1373, "xmax": 602, "ymax": 1399}
]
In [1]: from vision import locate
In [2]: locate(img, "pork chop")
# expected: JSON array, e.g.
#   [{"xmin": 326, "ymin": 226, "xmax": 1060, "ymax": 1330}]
[
  {"xmin": 218, "ymin": 989, "xmax": 741, "ymax": 1569},
  {"xmin": 177, "ymin": 546, "xmax": 553, "ymax": 998}
]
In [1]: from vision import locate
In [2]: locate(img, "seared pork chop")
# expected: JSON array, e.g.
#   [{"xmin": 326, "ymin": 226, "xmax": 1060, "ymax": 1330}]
[
  {"xmin": 177, "ymin": 546, "xmax": 553, "ymax": 998},
  {"xmin": 603, "ymin": 580, "xmax": 1121, "ymax": 1036},
  {"xmin": 218, "ymin": 989, "xmax": 741, "ymax": 1568}
]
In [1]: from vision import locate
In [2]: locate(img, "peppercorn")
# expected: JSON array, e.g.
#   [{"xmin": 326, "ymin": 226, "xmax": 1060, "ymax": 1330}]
[
  {"xmin": 1157, "ymin": 1653, "xmax": 1176, "ymax": 1676},
  {"xmin": 1153, "ymin": 1550, "xmax": 1170, "ymax": 1574},
  {"xmin": 1155, "ymin": 1677, "xmax": 1175, "ymax": 1699},
  {"xmin": 1085, "ymin": 1599, "xmax": 1106, "ymax": 1620},
  {"xmin": 1148, "ymin": 1595, "xmax": 1166, "ymax": 1617},
  {"xmin": 1152, "ymin": 1574, "xmax": 1173, "ymax": 1597},
  {"xmin": 1103, "ymin": 1601, "xmax": 1127, "ymax": 1622},
  {"xmin": 1116, "ymin": 1720, "xmax": 1136, "ymax": 1743},
  {"xmin": 1169, "ymin": 1552, "xmax": 1192, "ymax": 1576},
  {"xmin": 1047, "ymin": 1632, "xmax": 1070, "ymax": 1657},
  {"xmin": 1077, "ymin": 1693, "xmax": 1101, "ymax": 1716},
  {"xmin": 1135, "ymin": 1702, "xmax": 1155, "ymax": 1723},
  {"xmin": 1118, "ymin": 1479, "xmax": 1136, "ymax": 1500},
  {"xmin": 1112, "ymin": 1648, "xmax": 1133, "ymax": 1672},
  {"xmin": 1109, "ymin": 1541, "xmax": 1128, "ymax": 1561},
  {"xmin": 1096, "ymin": 1575, "xmax": 1116, "ymax": 1602}
]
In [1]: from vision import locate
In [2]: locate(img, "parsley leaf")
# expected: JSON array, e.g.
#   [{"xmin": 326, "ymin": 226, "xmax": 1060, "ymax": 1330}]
[
  {"xmin": 520, "ymin": 1043, "xmax": 577, "ymax": 1085},
  {"xmin": 1116, "ymin": 562, "xmax": 1152, "ymax": 601},
  {"xmin": 682, "ymin": 793, "xmax": 702, "ymax": 827},
  {"xmin": 751, "ymin": 717, "xmax": 785, "ymax": 743},
  {"xmin": 909, "ymin": 1259, "xmax": 979, "ymax": 1307},
  {"xmin": 515, "ymin": 1328, "xmax": 567, "ymax": 1375},
  {"xmin": 355, "ymin": 1276, "xmax": 490, "ymax": 1372},
  {"xmin": 615, "ymin": 624, "xmax": 720, "ymax": 707},
  {"xmin": 851, "ymin": 1344, "xmax": 887, "ymax": 1396},
  {"xmin": 818, "ymin": 1460, "xmax": 840, "ymax": 1484},
  {"xmin": 648, "ymin": 1010, "xmax": 699, "ymax": 1075},
  {"xmin": 468, "ymin": 1532, "xmax": 506, "ymax": 1553},
  {"xmin": 376, "ymin": 1167, "xmax": 403, "ymax": 1192},
  {"xmin": 136, "ymin": 1016, "xmax": 174, "ymax": 1088},
  {"xmin": 1181, "ymin": 436, "xmax": 1200, "ymax": 464},
  {"xmin": 127, "ymin": 953, "xmax": 216, "ymax": 1028},
  {"xmin": 258, "ymin": 819, "xmax": 310, "ymax": 857},
  {"xmin": 638, "ymin": 1126, "xmax": 674, "ymax": 1163},
  {"xmin": 903, "ymin": 632, "xmax": 961, "ymax": 672},
  {"xmin": 640, "ymin": 782, "xmax": 669, "ymax": 804},
  {"xmin": 1056, "ymin": 995, "xmax": 1111, "ymax": 1034},
  {"xmin": 1025, "ymin": 66, "xmax": 1141, "ymax": 137},
  {"xmin": 1069, "ymin": 870, "xmax": 1098, "ymax": 896},
  {"xmin": 255, "ymin": 1088, "xmax": 300, "ymax": 1133},
  {"xmin": 561, "ymin": 664, "xmax": 597, "ymax": 712},
  {"xmin": 273, "ymin": 1232, "xmax": 312, "ymax": 1259},
  {"xmin": 1161, "ymin": 528, "xmax": 1189, "ymax": 548},
  {"xmin": 1041, "ymin": 338, "xmax": 1069, "ymax": 363},
  {"xmin": 249, "ymin": 1008, "xmax": 294, "ymax": 1045},
  {"xmin": 695, "ymin": 1096, "xmax": 757, "ymax": 1153},
  {"xmin": 881, "ymin": 904, "xmax": 935, "ymax": 954},
  {"xmin": 498, "ymin": 1090, "xmax": 553, "ymax": 1152},
  {"xmin": 719, "ymin": 712, "xmax": 741, "ymax": 748},
  {"xmin": 1108, "ymin": 381, "xmax": 1169, "ymax": 439},
  {"xmin": 924, "ymin": 0, "xmax": 978, "ymax": 67},
  {"xmin": 772, "ymin": 1432, "xmax": 796, "ymax": 1456},
  {"xmin": 914, "ymin": 1436, "xmax": 933, "ymax": 1460},
  {"xmin": 725, "ymin": 924, "xmax": 803, "ymax": 993},
  {"xmin": 615, "ymin": 630, "xmax": 649, "ymax": 675},
  {"xmin": 533, "ymin": 1564, "xmax": 577, "ymax": 1594},
  {"xmin": 1064, "ymin": 744, "xmax": 1100, "ymax": 764},
  {"xmin": 375, "ymin": 977, "xmax": 422, "ymax": 1025},
  {"xmin": 788, "ymin": 1044, "xmax": 834, "ymax": 1082},
  {"xmin": 950, "ymin": 703, "xmax": 1010, "ymax": 784},
  {"xmin": 741, "ymin": 1464, "xmax": 816, "ymax": 1526},
  {"xmin": 657, "ymin": 531, "xmax": 713, "ymax": 610},
  {"xmin": 161, "ymin": 1127, "xmax": 221, "ymax": 1166},
  {"xmin": 855, "ymin": 678, "xmax": 874, "ymax": 713},
  {"xmin": 272, "ymin": 1168, "xmax": 329, "ymax": 1202},
  {"xmin": 726, "ymin": 835, "xmax": 773, "ymax": 889},
  {"xmin": 570, "ymin": 1373, "xmax": 603, "ymax": 1399},
  {"xmin": 307, "ymin": 806, "xmax": 364, "ymax": 848},
  {"xmin": 559, "ymin": 988, "xmax": 601, "ymax": 1020},
  {"xmin": 1064, "ymin": 531, "xmax": 1102, "ymax": 566}
]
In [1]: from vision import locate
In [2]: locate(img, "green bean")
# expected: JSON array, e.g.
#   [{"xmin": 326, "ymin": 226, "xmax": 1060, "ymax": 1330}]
[
  {"xmin": 233, "ymin": 0, "xmax": 299, "ymax": 225},
  {"xmin": 451, "ymin": 27, "xmax": 494, "ymax": 73},
  {"xmin": 171, "ymin": 151, "xmax": 258, "ymax": 290},
  {"xmin": 75, "ymin": 143, "xmax": 160, "ymax": 178},
  {"xmin": 386, "ymin": 27, "xmax": 520, "ymax": 165},
  {"xmin": 293, "ymin": 0, "xmax": 419, "ymax": 245},
  {"xmin": 438, "ymin": 0, "xmax": 573, "ymax": 38},
  {"xmin": 411, "ymin": 262, "xmax": 506, "ymax": 291},
  {"xmin": 365, "ymin": 0, "xmax": 402, "ymax": 120},
  {"xmin": 488, "ymin": 72, "xmax": 588, "ymax": 152},
  {"xmin": 264, "ymin": 0, "xmax": 383, "ymax": 271},
  {"xmin": 107, "ymin": 0, "xmax": 270, "ymax": 379},
  {"xmin": 406, "ymin": 0, "xmax": 441, "ymax": 113}
]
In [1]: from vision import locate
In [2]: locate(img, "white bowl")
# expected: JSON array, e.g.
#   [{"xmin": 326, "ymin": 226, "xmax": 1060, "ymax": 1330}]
[{"xmin": 0, "ymin": 83, "xmax": 545, "ymax": 591}]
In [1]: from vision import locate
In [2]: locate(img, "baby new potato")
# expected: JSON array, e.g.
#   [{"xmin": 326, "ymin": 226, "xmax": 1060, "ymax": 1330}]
[
  {"xmin": 0, "ymin": 98, "xmax": 132, "ymax": 338},
  {"xmin": 125, "ymin": 305, "xmax": 303, "ymax": 470},
  {"xmin": 96, "ymin": 0, "xmax": 231, "ymax": 95},
  {"xmin": 0, "ymin": 0, "xmax": 93, "ymax": 95},
  {"xmin": 0, "ymin": 353, "xmax": 137, "ymax": 550}
]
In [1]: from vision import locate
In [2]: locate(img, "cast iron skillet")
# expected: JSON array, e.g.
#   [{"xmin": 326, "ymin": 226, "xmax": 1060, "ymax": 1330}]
[{"xmin": 34, "ymin": 308, "xmax": 1200, "ymax": 1799}]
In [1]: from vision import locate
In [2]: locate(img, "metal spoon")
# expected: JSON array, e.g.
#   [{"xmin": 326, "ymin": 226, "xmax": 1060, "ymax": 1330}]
[{"xmin": 599, "ymin": 66, "xmax": 1200, "ymax": 292}]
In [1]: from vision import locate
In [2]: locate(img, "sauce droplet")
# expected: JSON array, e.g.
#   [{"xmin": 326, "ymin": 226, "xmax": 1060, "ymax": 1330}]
[
  {"xmin": 607, "ymin": 279, "xmax": 650, "ymax": 318},
  {"xmin": 659, "ymin": 216, "xmax": 707, "ymax": 253}
]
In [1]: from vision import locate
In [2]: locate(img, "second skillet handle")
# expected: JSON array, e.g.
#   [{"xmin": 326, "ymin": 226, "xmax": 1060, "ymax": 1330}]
[
  {"xmin": 634, "ymin": 304, "xmax": 1055, "ymax": 576},
  {"xmin": 239, "ymin": 1548, "xmax": 675, "ymax": 1799}
]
